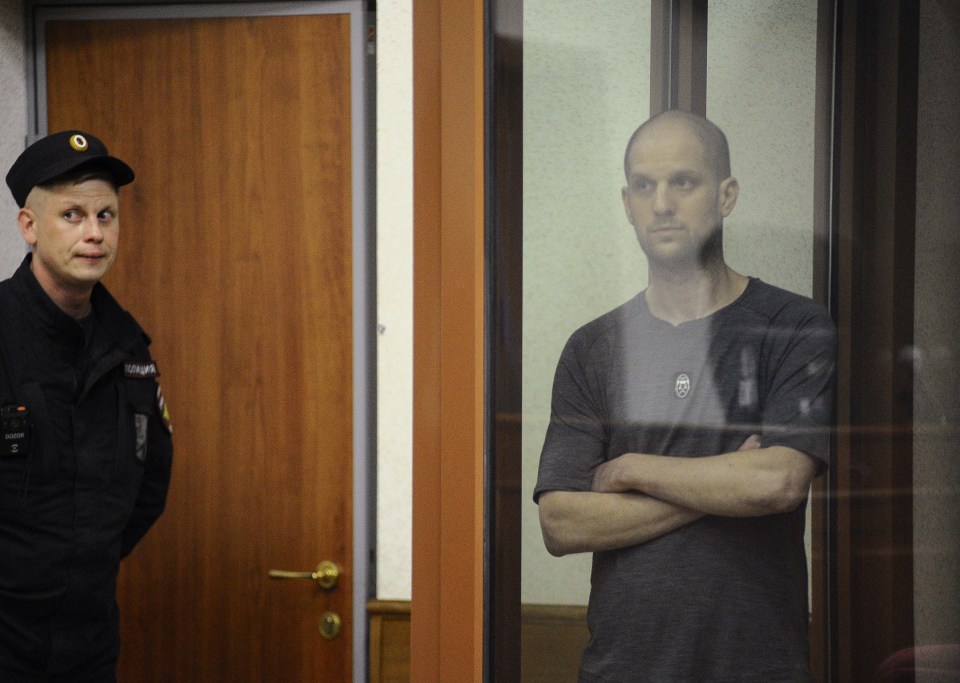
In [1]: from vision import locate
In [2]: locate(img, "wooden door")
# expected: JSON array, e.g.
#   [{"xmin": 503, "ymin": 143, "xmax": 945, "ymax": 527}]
[{"xmin": 44, "ymin": 13, "xmax": 356, "ymax": 682}]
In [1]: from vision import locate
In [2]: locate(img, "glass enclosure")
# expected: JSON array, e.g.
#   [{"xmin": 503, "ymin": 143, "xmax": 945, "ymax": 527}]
[{"xmin": 487, "ymin": 1, "xmax": 960, "ymax": 680}]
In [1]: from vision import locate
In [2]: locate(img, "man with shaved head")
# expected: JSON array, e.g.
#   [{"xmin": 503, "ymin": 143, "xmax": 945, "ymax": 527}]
[
  {"xmin": 535, "ymin": 111, "xmax": 835, "ymax": 681},
  {"xmin": 624, "ymin": 109, "xmax": 732, "ymax": 181}
]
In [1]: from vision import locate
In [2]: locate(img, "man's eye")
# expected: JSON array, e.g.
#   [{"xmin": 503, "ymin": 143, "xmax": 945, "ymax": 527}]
[
  {"xmin": 674, "ymin": 177, "xmax": 696, "ymax": 189},
  {"xmin": 98, "ymin": 210, "xmax": 115, "ymax": 222},
  {"xmin": 63, "ymin": 210, "xmax": 80, "ymax": 221},
  {"xmin": 633, "ymin": 180, "xmax": 652, "ymax": 192}
]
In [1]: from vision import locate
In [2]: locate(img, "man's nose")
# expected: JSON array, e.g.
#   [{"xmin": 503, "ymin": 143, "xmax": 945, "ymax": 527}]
[
  {"xmin": 653, "ymin": 185, "xmax": 674, "ymax": 214},
  {"xmin": 82, "ymin": 217, "xmax": 104, "ymax": 241}
]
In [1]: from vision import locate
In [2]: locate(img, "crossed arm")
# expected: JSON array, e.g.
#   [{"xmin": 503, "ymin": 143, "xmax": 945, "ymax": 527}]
[{"xmin": 538, "ymin": 436, "xmax": 819, "ymax": 557}]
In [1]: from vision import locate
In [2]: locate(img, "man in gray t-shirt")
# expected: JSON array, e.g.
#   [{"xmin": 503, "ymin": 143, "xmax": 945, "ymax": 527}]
[{"xmin": 534, "ymin": 111, "xmax": 836, "ymax": 682}]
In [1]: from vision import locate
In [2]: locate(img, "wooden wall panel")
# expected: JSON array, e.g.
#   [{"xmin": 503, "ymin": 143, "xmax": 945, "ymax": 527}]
[
  {"xmin": 368, "ymin": 602, "xmax": 589, "ymax": 683},
  {"xmin": 368, "ymin": 601, "xmax": 411, "ymax": 683}
]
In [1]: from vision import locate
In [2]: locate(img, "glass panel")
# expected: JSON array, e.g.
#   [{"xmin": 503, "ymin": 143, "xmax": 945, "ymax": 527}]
[
  {"xmin": 521, "ymin": 0, "xmax": 652, "ymax": 613},
  {"xmin": 510, "ymin": 1, "xmax": 826, "ymax": 680},
  {"xmin": 914, "ymin": 0, "xmax": 960, "ymax": 658},
  {"xmin": 516, "ymin": 2, "xmax": 651, "ymax": 678},
  {"xmin": 495, "ymin": 0, "xmax": 960, "ymax": 679},
  {"xmin": 704, "ymin": 0, "xmax": 822, "ymax": 646},
  {"xmin": 706, "ymin": 0, "xmax": 819, "ymax": 297}
]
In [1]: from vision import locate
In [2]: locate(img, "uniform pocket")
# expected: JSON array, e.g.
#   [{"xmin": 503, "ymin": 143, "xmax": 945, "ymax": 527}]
[{"xmin": 0, "ymin": 383, "xmax": 57, "ymax": 510}]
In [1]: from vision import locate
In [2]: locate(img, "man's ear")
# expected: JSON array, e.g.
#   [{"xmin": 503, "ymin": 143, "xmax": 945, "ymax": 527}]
[
  {"xmin": 621, "ymin": 186, "xmax": 634, "ymax": 225},
  {"xmin": 719, "ymin": 176, "xmax": 739, "ymax": 217},
  {"xmin": 18, "ymin": 208, "xmax": 38, "ymax": 247}
]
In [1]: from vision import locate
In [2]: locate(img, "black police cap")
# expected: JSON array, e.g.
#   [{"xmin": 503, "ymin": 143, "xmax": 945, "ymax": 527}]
[{"xmin": 5, "ymin": 130, "xmax": 135, "ymax": 208}]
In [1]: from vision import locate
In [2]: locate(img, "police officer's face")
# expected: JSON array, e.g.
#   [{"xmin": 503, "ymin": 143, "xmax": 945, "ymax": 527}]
[
  {"xmin": 621, "ymin": 121, "xmax": 737, "ymax": 269},
  {"xmin": 18, "ymin": 179, "xmax": 120, "ymax": 295}
]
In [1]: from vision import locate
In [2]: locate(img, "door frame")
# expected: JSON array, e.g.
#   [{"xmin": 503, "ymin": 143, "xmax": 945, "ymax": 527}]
[{"xmin": 26, "ymin": 2, "xmax": 376, "ymax": 679}]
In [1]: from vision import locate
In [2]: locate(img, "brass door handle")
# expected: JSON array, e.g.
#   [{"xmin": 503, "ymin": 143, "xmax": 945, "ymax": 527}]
[{"xmin": 268, "ymin": 560, "xmax": 341, "ymax": 590}]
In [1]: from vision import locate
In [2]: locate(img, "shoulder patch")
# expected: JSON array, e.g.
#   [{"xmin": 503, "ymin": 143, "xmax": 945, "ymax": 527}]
[
  {"xmin": 157, "ymin": 385, "xmax": 173, "ymax": 435},
  {"xmin": 125, "ymin": 361, "xmax": 160, "ymax": 378}
]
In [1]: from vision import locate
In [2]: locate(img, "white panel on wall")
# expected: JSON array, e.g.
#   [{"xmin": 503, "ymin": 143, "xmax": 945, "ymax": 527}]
[{"xmin": 375, "ymin": 0, "xmax": 413, "ymax": 601}]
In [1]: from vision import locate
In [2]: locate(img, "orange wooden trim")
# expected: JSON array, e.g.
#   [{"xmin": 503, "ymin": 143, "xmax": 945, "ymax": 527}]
[
  {"xmin": 412, "ymin": 0, "xmax": 443, "ymax": 677},
  {"xmin": 411, "ymin": 0, "xmax": 486, "ymax": 681},
  {"xmin": 367, "ymin": 600, "xmax": 413, "ymax": 617}
]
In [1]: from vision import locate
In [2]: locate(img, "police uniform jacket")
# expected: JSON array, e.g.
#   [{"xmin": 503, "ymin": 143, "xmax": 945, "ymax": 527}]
[{"xmin": 0, "ymin": 254, "xmax": 173, "ymax": 674}]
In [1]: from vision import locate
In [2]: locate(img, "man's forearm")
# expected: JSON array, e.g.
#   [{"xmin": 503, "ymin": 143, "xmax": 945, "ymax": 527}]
[
  {"xmin": 538, "ymin": 489, "xmax": 703, "ymax": 556},
  {"xmin": 592, "ymin": 445, "xmax": 818, "ymax": 518}
]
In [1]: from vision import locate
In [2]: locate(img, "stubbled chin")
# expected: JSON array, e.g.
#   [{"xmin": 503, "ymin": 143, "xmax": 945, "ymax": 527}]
[
  {"xmin": 70, "ymin": 259, "xmax": 114, "ymax": 283},
  {"xmin": 77, "ymin": 252, "xmax": 113, "ymax": 267}
]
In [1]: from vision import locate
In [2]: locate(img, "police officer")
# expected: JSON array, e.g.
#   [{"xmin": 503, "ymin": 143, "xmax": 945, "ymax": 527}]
[{"xmin": 1, "ymin": 131, "xmax": 173, "ymax": 681}]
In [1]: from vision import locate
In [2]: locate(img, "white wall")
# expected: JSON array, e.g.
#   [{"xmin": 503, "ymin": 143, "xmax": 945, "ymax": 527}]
[
  {"xmin": 0, "ymin": 0, "xmax": 27, "ymax": 277},
  {"xmin": 374, "ymin": 0, "xmax": 413, "ymax": 601}
]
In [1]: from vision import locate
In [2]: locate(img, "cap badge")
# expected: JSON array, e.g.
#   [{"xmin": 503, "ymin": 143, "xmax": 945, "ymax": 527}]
[{"xmin": 69, "ymin": 134, "xmax": 89, "ymax": 152}]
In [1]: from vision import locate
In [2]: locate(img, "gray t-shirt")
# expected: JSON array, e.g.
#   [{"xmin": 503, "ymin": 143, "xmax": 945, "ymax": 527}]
[{"xmin": 534, "ymin": 278, "xmax": 836, "ymax": 682}]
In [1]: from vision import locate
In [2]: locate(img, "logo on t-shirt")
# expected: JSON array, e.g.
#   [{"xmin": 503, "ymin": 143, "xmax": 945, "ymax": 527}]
[{"xmin": 674, "ymin": 373, "xmax": 691, "ymax": 398}]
